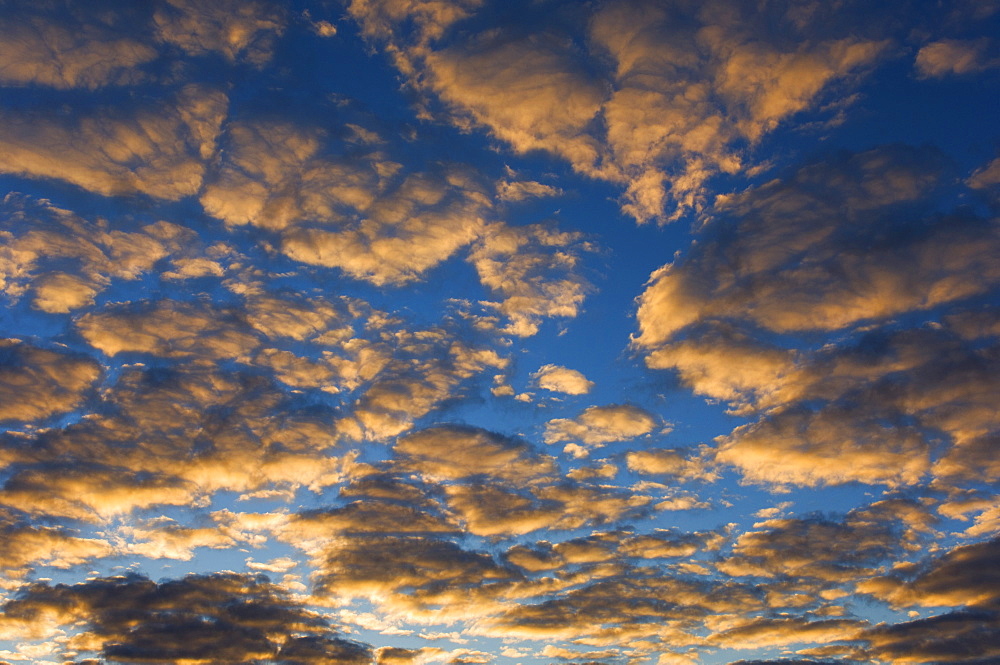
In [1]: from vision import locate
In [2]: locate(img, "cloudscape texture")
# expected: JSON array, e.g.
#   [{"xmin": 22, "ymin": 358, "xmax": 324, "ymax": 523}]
[{"xmin": 0, "ymin": 1, "xmax": 998, "ymax": 664}]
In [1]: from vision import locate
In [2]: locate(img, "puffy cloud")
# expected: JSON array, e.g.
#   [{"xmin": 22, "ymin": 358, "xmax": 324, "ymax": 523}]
[
  {"xmin": 309, "ymin": 534, "xmax": 519, "ymax": 620},
  {"xmin": 245, "ymin": 294, "xmax": 350, "ymax": 341},
  {"xmin": 968, "ymin": 157, "xmax": 1000, "ymax": 191},
  {"xmin": 915, "ymin": 38, "xmax": 997, "ymax": 77},
  {"xmin": 0, "ymin": 340, "xmax": 100, "ymax": 422},
  {"xmin": 282, "ymin": 169, "xmax": 489, "ymax": 285},
  {"xmin": 496, "ymin": 177, "xmax": 563, "ymax": 202},
  {"xmin": 199, "ymin": 121, "xmax": 387, "ymax": 231},
  {"xmin": 394, "ymin": 425, "xmax": 556, "ymax": 483},
  {"xmin": 0, "ymin": 511, "xmax": 113, "ymax": 583},
  {"xmin": 0, "ymin": 194, "xmax": 205, "ymax": 312},
  {"xmin": 202, "ymin": 120, "xmax": 495, "ymax": 286},
  {"xmin": 467, "ymin": 222, "xmax": 593, "ymax": 336},
  {"xmin": 117, "ymin": 517, "xmax": 252, "ymax": 561},
  {"xmin": 482, "ymin": 569, "xmax": 762, "ymax": 645},
  {"xmin": 353, "ymin": 0, "xmax": 892, "ymax": 221},
  {"xmin": 0, "ymin": 364, "xmax": 358, "ymax": 520},
  {"xmin": 347, "ymin": 0, "xmax": 483, "ymax": 45},
  {"xmin": 632, "ymin": 146, "xmax": 1000, "ymax": 490},
  {"xmin": 422, "ymin": 31, "xmax": 606, "ymax": 178},
  {"xmin": 863, "ymin": 609, "xmax": 1000, "ymax": 664},
  {"xmin": 718, "ymin": 499, "xmax": 935, "ymax": 584},
  {"xmin": 531, "ymin": 364, "xmax": 594, "ymax": 395},
  {"xmin": 707, "ymin": 616, "xmax": 864, "ymax": 650},
  {"xmin": 634, "ymin": 145, "xmax": 985, "ymax": 346},
  {"xmin": 715, "ymin": 404, "xmax": 931, "ymax": 488},
  {"xmin": 388, "ymin": 425, "xmax": 648, "ymax": 536},
  {"xmin": 334, "ymin": 334, "xmax": 507, "ymax": 441},
  {"xmin": 284, "ymin": 499, "xmax": 458, "ymax": 541},
  {"xmin": 625, "ymin": 447, "xmax": 717, "ymax": 483},
  {"xmin": 77, "ymin": 300, "xmax": 260, "ymax": 359},
  {"xmin": 0, "ymin": 573, "xmax": 372, "ymax": 664},
  {"xmin": 545, "ymin": 404, "xmax": 658, "ymax": 448},
  {"xmin": 857, "ymin": 537, "xmax": 1000, "ymax": 610},
  {"xmin": 0, "ymin": 84, "xmax": 227, "ymax": 200}
]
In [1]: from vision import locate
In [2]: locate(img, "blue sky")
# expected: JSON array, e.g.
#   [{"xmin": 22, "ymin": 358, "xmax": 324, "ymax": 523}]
[{"xmin": 0, "ymin": 1, "xmax": 999, "ymax": 664}]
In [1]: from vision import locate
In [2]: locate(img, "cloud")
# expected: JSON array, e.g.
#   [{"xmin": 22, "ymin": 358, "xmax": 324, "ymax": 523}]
[
  {"xmin": 863, "ymin": 609, "xmax": 1000, "ymax": 664},
  {"xmin": 394, "ymin": 425, "xmax": 555, "ymax": 483},
  {"xmin": 634, "ymin": 145, "xmax": 984, "ymax": 346},
  {"xmin": 482, "ymin": 567, "xmax": 762, "ymax": 645},
  {"xmin": 467, "ymin": 222, "xmax": 593, "ymax": 336},
  {"xmin": 715, "ymin": 403, "xmax": 931, "ymax": 488},
  {"xmin": 0, "ymin": 363, "xmax": 361, "ymax": 520},
  {"xmin": 153, "ymin": 0, "xmax": 286, "ymax": 66},
  {"xmin": 625, "ymin": 447, "xmax": 717, "ymax": 483},
  {"xmin": 496, "ymin": 178, "xmax": 563, "ymax": 202},
  {"xmin": 77, "ymin": 300, "xmax": 260, "ymax": 359},
  {"xmin": 0, "ymin": 340, "xmax": 100, "ymax": 422},
  {"xmin": 545, "ymin": 404, "xmax": 658, "ymax": 448},
  {"xmin": 199, "ymin": 120, "xmax": 387, "ymax": 231},
  {"xmin": 915, "ymin": 38, "xmax": 997, "ymax": 77},
  {"xmin": 0, "ymin": 194, "xmax": 208, "ymax": 313},
  {"xmin": 719, "ymin": 499, "xmax": 935, "ymax": 584},
  {"xmin": 308, "ymin": 534, "xmax": 519, "ymax": 620},
  {"xmin": 0, "ymin": 7, "xmax": 156, "ymax": 89},
  {"xmin": 0, "ymin": 573, "xmax": 372, "ymax": 664},
  {"xmin": 0, "ymin": 511, "xmax": 113, "ymax": 583},
  {"xmin": 282, "ymin": 168, "xmax": 489, "ymax": 285},
  {"xmin": 386, "ymin": 425, "xmax": 649, "ymax": 536},
  {"xmin": 631, "ymin": 146, "xmax": 1000, "ymax": 490},
  {"xmin": 531, "ymin": 364, "xmax": 594, "ymax": 395},
  {"xmin": 857, "ymin": 537, "xmax": 1000, "ymax": 610},
  {"xmin": 0, "ymin": 84, "xmax": 226, "ymax": 200},
  {"xmin": 708, "ymin": 617, "xmax": 864, "ymax": 650},
  {"xmin": 352, "ymin": 0, "xmax": 892, "ymax": 221},
  {"xmin": 334, "ymin": 334, "xmax": 507, "ymax": 441}
]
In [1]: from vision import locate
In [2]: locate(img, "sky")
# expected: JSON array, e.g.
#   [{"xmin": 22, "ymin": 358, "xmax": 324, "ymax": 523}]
[{"xmin": 0, "ymin": 0, "xmax": 998, "ymax": 664}]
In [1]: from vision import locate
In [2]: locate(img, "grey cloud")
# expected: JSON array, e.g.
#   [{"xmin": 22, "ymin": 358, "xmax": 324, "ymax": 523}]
[
  {"xmin": 863, "ymin": 609, "xmax": 1000, "ymax": 664},
  {"xmin": 0, "ymin": 573, "xmax": 372, "ymax": 664},
  {"xmin": 857, "ymin": 537, "xmax": 1000, "ymax": 610},
  {"xmin": 309, "ymin": 534, "xmax": 520, "ymax": 619},
  {"xmin": 718, "ymin": 499, "xmax": 935, "ymax": 584}
]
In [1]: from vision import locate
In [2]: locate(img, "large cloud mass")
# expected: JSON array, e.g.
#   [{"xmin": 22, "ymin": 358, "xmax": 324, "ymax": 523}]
[{"xmin": 0, "ymin": 1, "xmax": 998, "ymax": 665}]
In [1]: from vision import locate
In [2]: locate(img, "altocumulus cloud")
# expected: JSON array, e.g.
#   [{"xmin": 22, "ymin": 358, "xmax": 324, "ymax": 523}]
[{"xmin": 0, "ymin": 1, "xmax": 998, "ymax": 665}]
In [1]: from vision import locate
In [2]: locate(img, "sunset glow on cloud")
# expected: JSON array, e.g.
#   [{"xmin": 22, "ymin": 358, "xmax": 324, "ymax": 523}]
[{"xmin": 0, "ymin": 1, "xmax": 998, "ymax": 664}]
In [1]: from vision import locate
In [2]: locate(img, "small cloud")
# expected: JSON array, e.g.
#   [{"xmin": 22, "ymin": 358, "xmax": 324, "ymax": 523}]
[
  {"xmin": 531, "ymin": 364, "xmax": 594, "ymax": 395},
  {"xmin": 545, "ymin": 404, "xmax": 658, "ymax": 448}
]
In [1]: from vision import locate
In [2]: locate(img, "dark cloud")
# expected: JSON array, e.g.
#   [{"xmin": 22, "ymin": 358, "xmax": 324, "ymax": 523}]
[
  {"xmin": 858, "ymin": 537, "xmax": 1000, "ymax": 610},
  {"xmin": 0, "ymin": 573, "xmax": 373, "ymax": 664},
  {"xmin": 864, "ymin": 609, "xmax": 1000, "ymax": 664}
]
